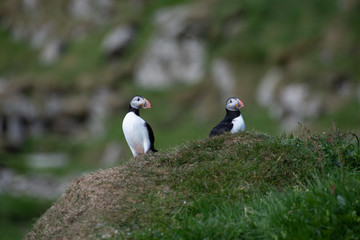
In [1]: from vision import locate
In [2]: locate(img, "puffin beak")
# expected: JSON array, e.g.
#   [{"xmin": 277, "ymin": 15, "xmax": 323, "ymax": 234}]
[
  {"xmin": 237, "ymin": 98, "xmax": 244, "ymax": 109},
  {"xmin": 143, "ymin": 99, "xmax": 151, "ymax": 109}
]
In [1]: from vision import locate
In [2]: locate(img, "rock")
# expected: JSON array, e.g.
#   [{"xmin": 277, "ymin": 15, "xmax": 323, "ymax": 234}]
[
  {"xmin": 1, "ymin": 94, "xmax": 39, "ymax": 149},
  {"xmin": 211, "ymin": 59, "xmax": 235, "ymax": 101},
  {"xmin": 0, "ymin": 85, "xmax": 114, "ymax": 148},
  {"xmin": 30, "ymin": 23, "xmax": 52, "ymax": 49},
  {"xmin": 280, "ymin": 84, "xmax": 309, "ymax": 115},
  {"xmin": 6, "ymin": 115, "xmax": 24, "ymax": 150},
  {"xmin": 69, "ymin": 0, "xmax": 94, "ymax": 21},
  {"xmin": 101, "ymin": 142, "xmax": 122, "ymax": 166},
  {"xmin": 22, "ymin": 0, "xmax": 38, "ymax": 13},
  {"xmin": 279, "ymin": 84, "xmax": 321, "ymax": 130},
  {"xmin": 0, "ymin": 168, "xmax": 70, "ymax": 199},
  {"xmin": 101, "ymin": 25, "xmax": 135, "ymax": 58},
  {"xmin": 39, "ymin": 39, "xmax": 65, "ymax": 65},
  {"xmin": 68, "ymin": 0, "xmax": 113, "ymax": 23},
  {"xmin": 280, "ymin": 84, "xmax": 321, "ymax": 118},
  {"xmin": 87, "ymin": 88, "xmax": 110, "ymax": 137},
  {"xmin": 256, "ymin": 67, "xmax": 284, "ymax": 107},
  {"xmin": 27, "ymin": 152, "xmax": 69, "ymax": 169},
  {"xmin": 154, "ymin": 5, "xmax": 191, "ymax": 38},
  {"xmin": 135, "ymin": 36, "xmax": 205, "ymax": 88},
  {"xmin": 154, "ymin": 5, "xmax": 205, "ymax": 39},
  {"xmin": 134, "ymin": 5, "xmax": 205, "ymax": 89},
  {"xmin": 44, "ymin": 93, "xmax": 63, "ymax": 119},
  {"xmin": 1, "ymin": 94, "xmax": 38, "ymax": 119},
  {"xmin": 256, "ymin": 67, "xmax": 323, "ymax": 131},
  {"xmin": 28, "ymin": 120, "xmax": 44, "ymax": 137},
  {"xmin": 330, "ymin": 74, "xmax": 352, "ymax": 97},
  {"xmin": 10, "ymin": 22, "xmax": 51, "ymax": 48}
]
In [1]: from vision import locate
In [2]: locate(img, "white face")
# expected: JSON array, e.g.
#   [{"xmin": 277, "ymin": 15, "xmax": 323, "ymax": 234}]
[
  {"xmin": 225, "ymin": 97, "xmax": 244, "ymax": 111},
  {"xmin": 130, "ymin": 96, "xmax": 151, "ymax": 109}
]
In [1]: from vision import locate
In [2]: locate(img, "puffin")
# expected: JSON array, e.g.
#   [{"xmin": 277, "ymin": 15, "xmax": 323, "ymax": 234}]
[
  {"xmin": 122, "ymin": 95, "xmax": 157, "ymax": 157},
  {"xmin": 209, "ymin": 97, "xmax": 245, "ymax": 137}
]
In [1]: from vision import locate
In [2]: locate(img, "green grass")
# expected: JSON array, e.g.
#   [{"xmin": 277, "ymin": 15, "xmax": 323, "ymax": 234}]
[
  {"xmin": 139, "ymin": 172, "xmax": 360, "ymax": 240},
  {"xmin": 0, "ymin": 195, "xmax": 53, "ymax": 240},
  {"xmin": 0, "ymin": 27, "xmax": 37, "ymax": 74},
  {"xmin": 310, "ymin": 99, "xmax": 360, "ymax": 132},
  {"xmin": 212, "ymin": 0, "xmax": 339, "ymax": 61},
  {"xmin": 126, "ymin": 131, "xmax": 360, "ymax": 240}
]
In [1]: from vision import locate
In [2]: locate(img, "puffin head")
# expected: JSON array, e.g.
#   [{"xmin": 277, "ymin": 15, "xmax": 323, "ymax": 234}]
[
  {"xmin": 130, "ymin": 95, "xmax": 151, "ymax": 109},
  {"xmin": 225, "ymin": 97, "xmax": 244, "ymax": 111}
]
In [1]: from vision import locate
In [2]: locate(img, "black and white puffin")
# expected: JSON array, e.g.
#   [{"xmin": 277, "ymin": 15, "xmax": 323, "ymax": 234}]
[
  {"xmin": 209, "ymin": 97, "xmax": 245, "ymax": 137},
  {"xmin": 122, "ymin": 96, "xmax": 157, "ymax": 157}
]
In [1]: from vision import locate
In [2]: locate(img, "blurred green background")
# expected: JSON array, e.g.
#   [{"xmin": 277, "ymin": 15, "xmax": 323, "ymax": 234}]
[{"xmin": 0, "ymin": 0, "xmax": 359, "ymax": 239}]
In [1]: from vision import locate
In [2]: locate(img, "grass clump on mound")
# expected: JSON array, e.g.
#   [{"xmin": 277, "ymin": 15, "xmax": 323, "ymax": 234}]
[
  {"xmin": 149, "ymin": 172, "xmax": 360, "ymax": 240},
  {"xmin": 25, "ymin": 130, "xmax": 360, "ymax": 240}
]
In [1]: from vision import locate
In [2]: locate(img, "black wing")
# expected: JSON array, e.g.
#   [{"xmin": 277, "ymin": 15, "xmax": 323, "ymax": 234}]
[
  {"xmin": 145, "ymin": 122, "xmax": 158, "ymax": 152},
  {"xmin": 209, "ymin": 121, "xmax": 233, "ymax": 137}
]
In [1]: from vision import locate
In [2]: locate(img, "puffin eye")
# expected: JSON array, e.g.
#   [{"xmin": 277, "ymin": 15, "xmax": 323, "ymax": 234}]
[
  {"xmin": 137, "ymin": 98, "xmax": 140, "ymax": 101},
  {"xmin": 229, "ymin": 100, "xmax": 232, "ymax": 103}
]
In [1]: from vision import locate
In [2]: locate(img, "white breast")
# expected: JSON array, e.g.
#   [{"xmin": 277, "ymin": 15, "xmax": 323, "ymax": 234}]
[
  {"xmin": 122, "ymin": 112, "xmax": 151, "ymax": 156},
  {"xmin": 230, "ymin": 114, "xmax": 245, "ymax": 133}
]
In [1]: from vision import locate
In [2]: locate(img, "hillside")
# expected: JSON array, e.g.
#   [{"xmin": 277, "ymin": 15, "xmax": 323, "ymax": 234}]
[
  {"xmin": 1, "ymin": 1, "xmax": 360, "ymax": 239},
  {"xmin": 25, "ymin": 130, "xmax": 360, "ymax": 239}
]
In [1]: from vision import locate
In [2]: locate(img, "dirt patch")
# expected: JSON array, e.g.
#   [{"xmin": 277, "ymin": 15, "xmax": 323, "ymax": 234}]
[{"xmin": 223, "ymin": 131, "xmax": 268, "ymax": 146}]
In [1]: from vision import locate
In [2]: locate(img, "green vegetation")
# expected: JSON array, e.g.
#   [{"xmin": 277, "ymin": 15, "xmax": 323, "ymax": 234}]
[
  {"xmin": 0, "ymin": 28, "xmax": 36, "ymax": 74},
  {"xmin": 146, "ymin": 172, "xmax": 360, "ymax": 240},
  {"xmin": 26, "ymin": 129, "xmax": 360, "ymax": 239},
  {"xmin": 0, "ymin": 195, "xmax": 52, "ymax": 240},
  {"xmin": 310, "ymin": 99, "xmax": 360, "ymax": 131}
]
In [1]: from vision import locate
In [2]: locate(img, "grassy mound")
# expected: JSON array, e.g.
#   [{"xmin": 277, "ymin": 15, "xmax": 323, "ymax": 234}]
[{"xmin": 25, "ymin": 131, "xmax": 360, "ymax": 240}]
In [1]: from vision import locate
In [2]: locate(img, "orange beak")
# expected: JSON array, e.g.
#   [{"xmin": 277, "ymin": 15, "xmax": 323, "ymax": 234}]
[
  {"xmin": 237, "ymin": 98, "xmax": 244, "ymax": 109},
  {"xmin": 143, "ymin": 98, "xmax": 151, "ymax": 109}
]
